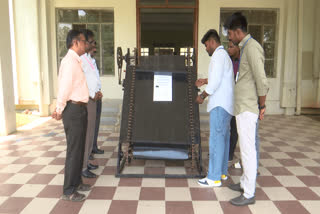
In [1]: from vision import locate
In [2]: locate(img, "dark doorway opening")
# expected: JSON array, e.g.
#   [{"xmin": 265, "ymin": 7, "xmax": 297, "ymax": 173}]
[
  {"xmin": 136, "ymin": 0, "xmax": 198, "ymax": 60},
  {"xmin": 140, "ymin": 8, "xmax": 194, "ymax": 56}
]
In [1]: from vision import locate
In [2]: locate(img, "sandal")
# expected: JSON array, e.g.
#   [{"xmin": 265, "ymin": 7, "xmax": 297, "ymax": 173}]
[
  {"xmin": 77, "ymin": 183, "xmax": 91, "ymax": 192},
  {"xmin": 61, "ymin": 191, "xmax": 86, "ymax": 202}
]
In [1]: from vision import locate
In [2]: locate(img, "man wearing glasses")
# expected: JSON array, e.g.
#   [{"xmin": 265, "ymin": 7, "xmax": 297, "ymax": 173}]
[
  {"xmin": 52, "ymin": 29, "xmax": 91, "ymax": 202},
  {"xmin": 80, "ymin": 29, "xmax": 103, "ymax": 179},
  {"xmin": 89, "ymin": 40, "xmax": 105, "ymax": 157}
]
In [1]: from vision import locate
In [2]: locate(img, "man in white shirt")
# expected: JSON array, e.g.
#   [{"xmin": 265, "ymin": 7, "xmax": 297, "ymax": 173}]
[
  {"xmin": 89, "ymin": 45, "xmax": 105, "ymax": 156},
  {"xmin": 195, "ymin": 29, "xmax": 234, "ymax": 187},
  {"xmin": 80, "ymin": 29, "xmax": 102, "ymax": 178}
]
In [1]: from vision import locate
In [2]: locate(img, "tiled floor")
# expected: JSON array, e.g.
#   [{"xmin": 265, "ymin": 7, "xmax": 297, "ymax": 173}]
[{"xmin": 0, "ymin": 115, "xmax": 319, "ymax": 214}]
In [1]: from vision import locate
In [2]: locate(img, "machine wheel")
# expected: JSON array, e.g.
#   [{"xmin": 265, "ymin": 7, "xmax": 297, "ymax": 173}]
[
  {"xmin": 117, "ymin": 47, "xmax": 123, "ymax": 69},
  {"xmin": 117, "ymin": 47, "xmax": 123, "ymax": 85}
]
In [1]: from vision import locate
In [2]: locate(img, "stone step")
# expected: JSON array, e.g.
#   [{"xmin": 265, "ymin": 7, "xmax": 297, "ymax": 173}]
[
  {"xmin": 301, "ymin": 108, "xmax": 320, "ymax": 115},
  {"xmin": 200, "ymin": 113, "xmax": 209, "ymax": 119},
  {"xmin": 101, "ymin": 111, "xmax": 119, "ymax": 117},
  {"xmin": 100, "ymin": 125, "xmax": 117, "ymax": 132},
  {"xmin": 200, "ymin": 121, "xmax": 210, "ymax": 131},
  {"xmin": 100, "ymin": 99, "xmax": 122, "ymax": 131},
  {"xmin": 100, "ymin": 117, "xmax": 118, "ymax": 125},
  {"xmin": 101, "ymin": 99, "xmax": 122, "ymax": 111},
  {"xmin": 200, "ymin": 103, "xmax": 208, "ymax": 110},
  {"xmin": 101, "ymin": 107, "xmax": 120, "ymax": 113},
  {"xmin": 199, "ymin": 104, "xmax": 209, "ymax": 131}
]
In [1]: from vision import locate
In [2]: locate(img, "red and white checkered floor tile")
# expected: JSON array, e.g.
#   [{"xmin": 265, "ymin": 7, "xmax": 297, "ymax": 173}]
[{"xmin": 0, "ymin": 115, "xmax": 319, "ymax": 214}]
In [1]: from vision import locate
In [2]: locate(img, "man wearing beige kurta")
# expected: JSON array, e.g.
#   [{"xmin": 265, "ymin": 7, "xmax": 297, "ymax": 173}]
[{"xmin": 223, "ymin": 12, "xmax": 269, "ymax": 206}]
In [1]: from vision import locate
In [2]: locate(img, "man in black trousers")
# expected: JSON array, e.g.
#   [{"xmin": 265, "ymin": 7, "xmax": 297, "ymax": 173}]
[
  {"xmin": 90, "ymin": 44, "xmax": 104, "ymax": 156},
  {"xmin": 52, "ymin": 29, "xmax": 91, "ymax": 202}
]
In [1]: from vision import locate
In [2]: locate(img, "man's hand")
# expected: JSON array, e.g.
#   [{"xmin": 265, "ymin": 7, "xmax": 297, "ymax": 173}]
[
  {"xmin": 259, "ymin": 108, "xmax": 265, "ymax": 120},
  {"xmin": 195, "ymin": 78, "xmax": 207, "ymax": 87},
  {"xmin": 258, "ymin": 96, "xmax": 266, "ymax": 120},
  {"xmin": 51, "ymin": 111, "xmax": 62, "ymax": 120},
  {"xmin": 94, "ymin": 91, "xmax": 103, "ymax": 101},
  {"xmin": 97, "ymin": 91, "xmax": 103, "ymax": 100},
  {"xmin": 195, "ymin": 95, "xmax": 204, "ymax": 104}
]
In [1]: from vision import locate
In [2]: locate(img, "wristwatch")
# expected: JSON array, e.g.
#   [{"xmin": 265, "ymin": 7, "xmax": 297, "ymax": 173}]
[
  {"xmin": 200, "ymin": 94, "xmax": 206, "ymax": 100},
  {"xmin": 259, "ymin": 105, "xmax": 266, "ymax": 110}
]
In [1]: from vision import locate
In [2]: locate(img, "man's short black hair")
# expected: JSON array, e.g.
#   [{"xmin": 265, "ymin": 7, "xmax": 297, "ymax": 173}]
[
  {"xmin": 66, "ymin": 29, "xmax": 82, "ymax": 49},
  {"xmin": 201, "ymin": 29, "xmax": 221, "ymax": 44},
  {"xmin": 80, "ymin": 29, "xmax": 94, "ymax": 41},
  {"xmin": 223, "ymin": 12, "xmax": 248, "ymax": 32}
]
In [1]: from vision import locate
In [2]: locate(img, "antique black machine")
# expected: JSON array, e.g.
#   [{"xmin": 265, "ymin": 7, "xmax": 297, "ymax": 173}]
[{"xmin": 116, "ymin": 47, "xmax": 203, "ymax": 178}]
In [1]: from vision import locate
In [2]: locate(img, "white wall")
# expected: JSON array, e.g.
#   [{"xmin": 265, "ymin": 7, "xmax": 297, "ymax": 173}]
[
  {"xmin": 13, "ymin": 0, "xmax": 304, "ymax": 115},
  {"xmin": 198, "ymin": 0, "xmax": 285, "ymax": 114},
  {"xmin": 51, "ymin": 0, "xmax": 137, "ymax": 100}
]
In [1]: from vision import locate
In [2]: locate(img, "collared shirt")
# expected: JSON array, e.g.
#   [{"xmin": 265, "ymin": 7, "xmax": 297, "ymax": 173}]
[
  {"xmin": 205, "ymin": 45, "xmax": 234, "ymax": 115},
  {"xmin": 234, "ymin": 34, "xmax": 269, "ymax": 116},
  {"xmin": 232, "ymin": 58, "xmax": 239, "ymax": 78},
  {"xmin": 88, "ymin": 54, "xmax": 101, "ymax": 90},
  {"xmin": 56, "ymin": 49, "xmax": 89, "ymax": 114},
  {"xmin": 81, "ymin": 53, "xmax": 100, "ymax": 99}
]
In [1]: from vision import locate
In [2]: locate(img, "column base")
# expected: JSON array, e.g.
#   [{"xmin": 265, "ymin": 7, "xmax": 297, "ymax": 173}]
[{"xmin": 284, "ymin": 107, "xmax": 296, "ymax": 115}]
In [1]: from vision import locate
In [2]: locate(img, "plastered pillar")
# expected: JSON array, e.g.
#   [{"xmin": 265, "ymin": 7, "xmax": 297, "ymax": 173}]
[
  {"xmin": 13, "ymin": 0, "xmax": 53, "ymax": 116},
  {"xmin": 314, "ymin": 0, "xmax": 320, "ymax": 107},
  {"xmin": 38, "ymin": 0, "xmax": 53, "ymax": 116},
  {"xmin": 0, "ymin": 0, "xmax": 16, "ymax": 136},
  {"xmin": 280, "ymin": 0, "xmax": 299, "ymax": 115}
]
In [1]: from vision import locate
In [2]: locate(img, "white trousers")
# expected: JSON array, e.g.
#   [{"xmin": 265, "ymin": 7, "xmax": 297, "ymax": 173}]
[{"xmin": 236, "ymin": 111, "xmax": 258, "ymax": 198}]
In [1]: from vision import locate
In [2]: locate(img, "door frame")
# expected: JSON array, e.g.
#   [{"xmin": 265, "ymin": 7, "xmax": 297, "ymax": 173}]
[{"xmin": 136, "ymin": 0, "xmax": 199, "ymax": 62}]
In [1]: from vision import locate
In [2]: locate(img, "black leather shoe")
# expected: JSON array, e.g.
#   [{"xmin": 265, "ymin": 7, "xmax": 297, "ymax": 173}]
[
  {"xmin": 82, "ymin": 169, "xmax": 97, "ymax": 178},
  {"xmin": 61, "ymin": 191, "xmax": 86, "ymax": 202},
  {"xmin": 89, "ymin": 154, "xmax": 94, "ymax": 160},
  {"xmin": 88, "ymin": 163, "xmax": 98, "ymax": 170},
  {"xmin": 76, "ymin": 183, "xmax": 91, "ymax": 192},
  {"xmin": 228, "ymin": 183, "xmax": 244, "ymax": 192},
  {"xmin": 230, "ymin": 194, "xmax": 255, "ymax": 206},
  {"xmin": 92, "ymin": 148, "xmax": 104, "ymax": 154}
]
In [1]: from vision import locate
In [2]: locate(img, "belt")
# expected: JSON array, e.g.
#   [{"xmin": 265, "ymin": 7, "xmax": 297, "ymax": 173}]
[{"xmin": 68, "ymin": 100, "xmax": 87, "ymax": 107}]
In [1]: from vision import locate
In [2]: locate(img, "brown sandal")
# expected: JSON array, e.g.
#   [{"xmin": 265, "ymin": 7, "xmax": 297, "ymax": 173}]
[{"xmin": 61, "ymin": 191, "xmax": 86, "ymax": 202}]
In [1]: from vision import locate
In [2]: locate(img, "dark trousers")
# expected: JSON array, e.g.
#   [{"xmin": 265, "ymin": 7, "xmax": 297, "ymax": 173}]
[
  {"xmin": 229, "ymin": 116, "xmax": 238, "ymax": 161},
  {"xmin": 62, "ymin": 102, "xmax": 87, "ymax": 195},
  {"xmin": 92, "ymin": 98, "xmax": 102, "ymax": 151}
]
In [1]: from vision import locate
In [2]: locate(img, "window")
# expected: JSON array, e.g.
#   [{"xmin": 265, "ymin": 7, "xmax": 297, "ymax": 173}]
[
  {"xmin": 180, "ymin": 47, "xmax": 193, "ymax": 56},
  {"xmin": 220, "ymin": 9, "xmax": 278, "ymax": 78},
  {"xmin": 56, "ymin": 9, "xmax": 115, "ymax": 76},
  {"xmin": 141, "ymin": 48, "xmax": 149, "ymax": 56},
  {"xmin": 154, "ymin": 47, "xmax": 175, "ymax": 55},
  {"xmin": 180, "ymin": 47, "xmax": 194, "ymax": 66}
]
